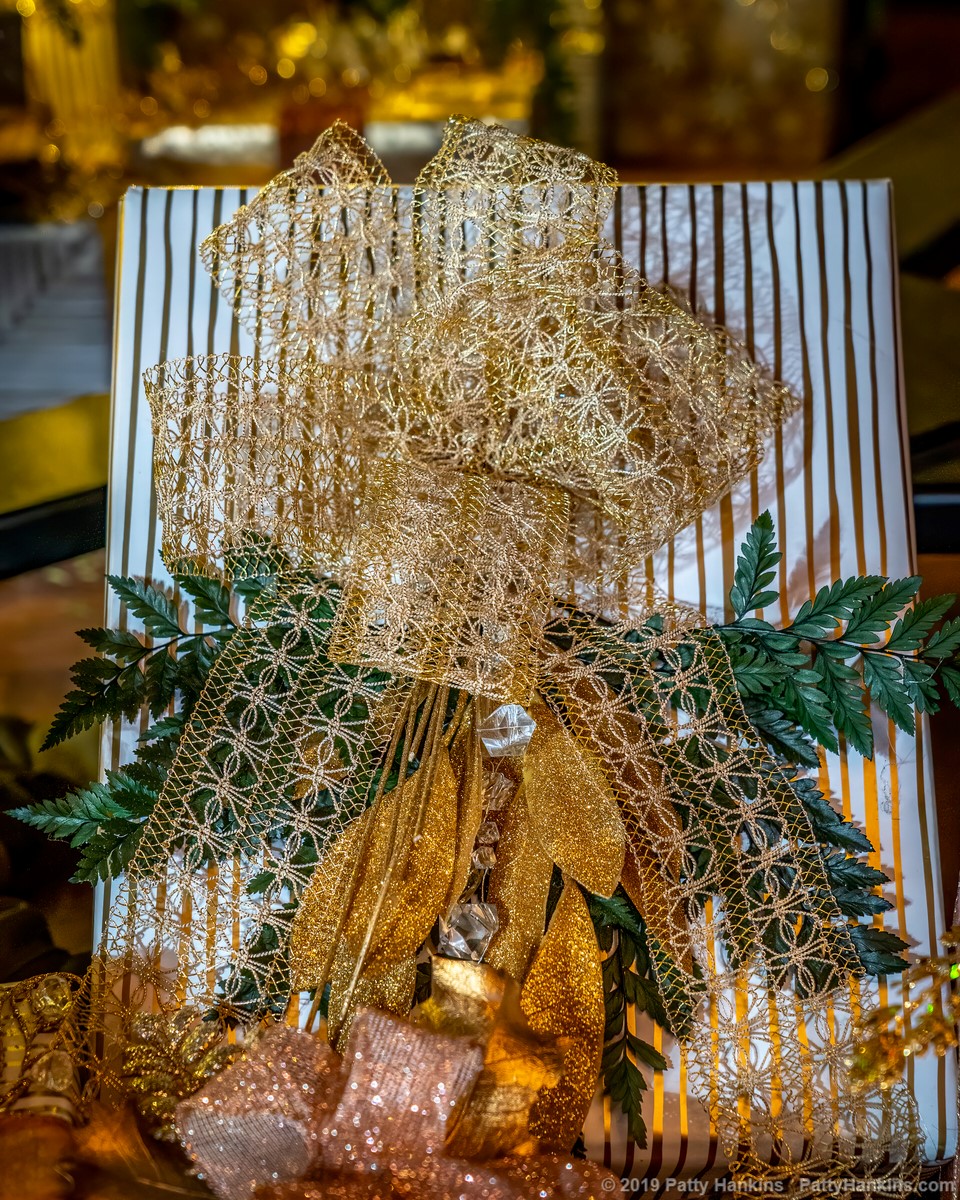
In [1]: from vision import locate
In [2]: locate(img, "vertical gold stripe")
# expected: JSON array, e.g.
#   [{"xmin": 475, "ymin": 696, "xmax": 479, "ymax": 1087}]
[
  {"xmin": 838, "ymin": 183, "xmax": 867, "ymax": 576},
  {"xmin": 765, "ymin": 989, "xmax": 785, "ymax": 1163},
  {"xmin": 646, "ymin": 1013, "xmax": 665, "ymax": 1179},
  {"xmin": 187, "ymin": 190, "xmax": 200, "ymax": 360},
  {"xmin": 602, "ymin": 1089, "xmax": 613, "ymax": 1170},
  {"xmin": 861, "ymin": 184, "xmax": 888, "ymax": 579},
  {"xmin": 206, "ymin": 862, "xmax": 219, "ymax": 996},
  {"xmin": 674, "ymin": 1039, "xmax": 689, "ymax": 1178},
  {"xmin": 791, "ymin": 184, "xmax": 817, "ymax": 600}
]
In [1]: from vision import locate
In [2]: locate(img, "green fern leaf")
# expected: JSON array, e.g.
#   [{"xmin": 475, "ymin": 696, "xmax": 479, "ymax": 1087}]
[
  {"xmin": 814, "ymin": 652, "xmax": 873, "ymax": 757},
  {"xmin": 107, "ymin": 575, "xmax": 182, "ymax": 638},
  {"xmin": 730, "ymin": 511, "xmax": 781, "ymax": 618},
  {"xmin": 842, "ymin": 577, "xmax": 921, "ymax": 646},
  {"xmin": 175, "ymin": 574, "xmax": 234, "ymax": 627}
]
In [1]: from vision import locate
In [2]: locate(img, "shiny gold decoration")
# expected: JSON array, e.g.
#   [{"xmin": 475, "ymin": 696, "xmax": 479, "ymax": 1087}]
[
  {"xmin": 485, "ymin": 786, "xmax": 554, "ymax": 983},
  {"xmin": 290, "ymin": 723, "xmax": 460, "ymax": 1017},
  {"xmin": 328, "ymin": 461, "xmax": 570, "ymax": 702},
  {"xmin": 849, "ymin": 926, "xmax": 960, "ymax": 1093},
  {"xmin": 122, "ymin": 1010, "xmax": 242, "ymax": 1140},
  {"xmin": 520, "ymin": 882, "xmax": 605, "ymax": 1151},
  {"xmin": 522, "ymin": 697, "xmax": 624, "ymax": 897},
  {"xmin": 0, "ymin": 973, "xmax": 80, "ymax": 1120},
  {"xmin": 186, "ymin": 966, "xmax": 619, "ymax": 1197},
  {"xmin": 420, "ymin": 957, "xmax": 563, "ymax": 1160}
]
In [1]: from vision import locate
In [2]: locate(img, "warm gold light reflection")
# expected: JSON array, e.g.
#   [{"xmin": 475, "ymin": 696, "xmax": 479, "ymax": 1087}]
[{"xmin": 805, "ymin": 66, "xmax": 829, "ymax": 91}]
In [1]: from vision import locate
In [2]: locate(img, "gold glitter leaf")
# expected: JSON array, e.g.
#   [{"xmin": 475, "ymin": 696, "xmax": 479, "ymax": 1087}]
[
  {"xmin": 520, "ymin": 881, "xmax": 605, "ymax": 1152},
  {"xmin": 485, "ymin": 786, "xmax": 554, "ymax": 983},
  {"xmin": 291, "ymin": 744, "xmax": 459, "ymax": 996},
  {"xmin": 523, "ymin": 697, "xmax": 625, "ymax": 897}
]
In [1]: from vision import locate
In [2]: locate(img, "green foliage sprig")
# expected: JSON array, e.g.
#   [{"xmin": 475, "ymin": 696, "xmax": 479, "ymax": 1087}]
[
  {"xmin": 721, "ymin": 511, "xmax": 960, "ymax": 761},
  {"xmin": 42, "ymin": 574, "xmax": 235, "ymax": 752},
  {"xmin": 11, "ymin": 571, "xmax": 254, "ymax": 881},
  {"xmin": 589, "ymin": 889, "xmax": 670, "ymax": 1150}
]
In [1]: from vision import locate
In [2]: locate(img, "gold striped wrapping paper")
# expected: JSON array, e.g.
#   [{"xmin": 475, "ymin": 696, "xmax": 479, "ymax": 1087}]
[{"xmin": 99, "ymin": 180, "xmax": 957, "ymax": 1178}]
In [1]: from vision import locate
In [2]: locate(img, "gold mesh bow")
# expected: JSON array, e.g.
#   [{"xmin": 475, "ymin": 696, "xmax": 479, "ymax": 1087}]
[{"xmin": 148, "ymin": 115, "xmax": 794, "ymax": 670}]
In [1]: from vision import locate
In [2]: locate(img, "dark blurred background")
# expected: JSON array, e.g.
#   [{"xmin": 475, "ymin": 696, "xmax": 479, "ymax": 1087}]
[{"xmin": 0, "ymin": 0, "xmax": 958, "ymax": 975}]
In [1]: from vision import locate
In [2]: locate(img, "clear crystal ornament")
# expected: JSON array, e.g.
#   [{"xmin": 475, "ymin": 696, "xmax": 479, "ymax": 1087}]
[
  {"xmin": 437, "ymin": 901, "xmax": 500, "ymax": 962},
  {"xmin": 26, "ymin": 1049, "xmax": 78, "ymax": 1097},
  {"xmin": 471, "ymin": 845, "xmax": 497, "ymax": 870},
  {"xmin": 476, "ymin": 820, "xmax": 500, "ymax": 845},
  {"xmin": 477, "ymin": 704, "xmax": 536, "ymax": 757},
  {"xmin": 482, "ymin": 768, "xmax": 514, "ymax": 811},
  {"xmin": 29, "ymin": 974, "xmax": 74, "ymax": 1026}
]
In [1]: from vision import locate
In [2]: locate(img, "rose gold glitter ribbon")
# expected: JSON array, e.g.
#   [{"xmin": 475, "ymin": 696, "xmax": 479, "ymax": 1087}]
[{"xmin": 177, "ymin": 968, "xmax": 619, "ymax": 1200}]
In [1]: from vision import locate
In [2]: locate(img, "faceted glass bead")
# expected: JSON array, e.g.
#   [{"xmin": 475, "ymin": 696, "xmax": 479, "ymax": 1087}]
[
  {"xmin": 482, "ymin": 768, "xmax": 515, "ymax": 811},
  {"xmin": 28, "ymin": 975, "xmax": 74, "ymax": 1027},
  {"xmin": 437, "ymin": 902, "xmax": 500, "ymax": 962},
  {"xmin": 471, "ymin": 845, "xmax": 497, "ymax": 870},
  {"xmin": 26, "ymin": 1049, "xmax": 78, "ymax": 1097},
  {"xmin": 477, "ymin": 704, "xmax": 536, "ymax": 758},
  {"xmin": 476, "ymin": 820, "xmax": 500, "ymax": 845}
]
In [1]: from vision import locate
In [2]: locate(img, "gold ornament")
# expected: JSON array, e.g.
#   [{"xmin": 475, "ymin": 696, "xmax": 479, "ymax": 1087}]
[
  {"xmin": 849, "ymin": 926, "xmax": 960, "ymax": 1092},
  {"xmin": 122, "ymin": 1010, "xmax": 243, "ymax": 1140},
  {"xmin": 178, "ymin": 963, "xmax": 619, "ymax": 1198}
]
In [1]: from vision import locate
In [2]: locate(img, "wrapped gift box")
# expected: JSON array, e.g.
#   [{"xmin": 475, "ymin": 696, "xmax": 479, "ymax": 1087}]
[{"xmin": 100, "ymin": 179, "xmax": 957, "ymax": 1176}]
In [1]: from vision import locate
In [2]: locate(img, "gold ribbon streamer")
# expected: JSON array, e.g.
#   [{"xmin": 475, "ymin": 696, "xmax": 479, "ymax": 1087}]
[
  {"xmin": 523, "ymin": 696, "xmax": 625, "ymax": 898},
  {"xmin": 445, "ymin": 710, "xmax": 485, "ymax": 911},
  {"xmin": 485, "ymin": 785, "xmax": 555, "ymax": 984},
  {"xmin": 290, "ymin": 741, "xmax": 459, "ymax": 996},
  {"xmin": 520, "ymin": 881, "xmax": 605, "ymax": 1151}
]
